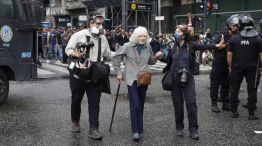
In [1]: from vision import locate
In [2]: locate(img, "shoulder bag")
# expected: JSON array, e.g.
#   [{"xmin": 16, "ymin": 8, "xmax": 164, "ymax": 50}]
[{"xmin": 90, "ymin": 37, "xmax": 110, "ymax": 84}]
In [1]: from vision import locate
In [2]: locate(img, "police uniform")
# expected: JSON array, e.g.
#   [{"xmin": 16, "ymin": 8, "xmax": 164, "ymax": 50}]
[
  {"xmin": 243, "ymin": 19, "xmax": 262, "ymax": 109},
  {"xmin": 210, "ymin": 31, "xmax": 232, "ymax": 111},
  {"xmin": 228, "ymin": 31, "xmax": 262, "ymax": 119},
  {"xmin": 65, "ymin": 28, "xmax": 111, "ymax": 131}
]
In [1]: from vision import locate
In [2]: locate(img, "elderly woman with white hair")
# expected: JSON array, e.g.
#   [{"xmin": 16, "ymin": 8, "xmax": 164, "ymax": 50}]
[{"xmin": 112, "ymin": 26, "xmax": 158, "ymax": 141}]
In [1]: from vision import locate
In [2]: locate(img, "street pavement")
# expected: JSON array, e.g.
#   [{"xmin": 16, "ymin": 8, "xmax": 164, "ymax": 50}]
[{"xmin": 0, "ymin": 74, "xmax": 262, "ymax": 145}]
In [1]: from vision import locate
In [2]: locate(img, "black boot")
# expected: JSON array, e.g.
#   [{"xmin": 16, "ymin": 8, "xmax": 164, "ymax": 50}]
[
  {"xmin": 222, "ymin": 102, "xmax": 231, "ymax": 111},
  {"xmin": 248, "ymin": 110, "xmax": 259, "ymax": 120},
  {"xmin": 211, "ymin": 101, "xmax": 220, "ymax": 113}
]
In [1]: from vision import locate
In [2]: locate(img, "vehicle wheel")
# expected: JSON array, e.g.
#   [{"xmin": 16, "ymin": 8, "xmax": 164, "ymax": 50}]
[{"xmin": 0, "ymin": 70, "xmax": 9, "ymax": 104}]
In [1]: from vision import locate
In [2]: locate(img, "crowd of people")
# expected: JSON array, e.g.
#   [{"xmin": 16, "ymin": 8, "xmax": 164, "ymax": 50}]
[
  {"xmin": 39, "ymin": 22, "xmax": 215, "ymax": 67},
  {"xmin": 39, "ymin": 12, "xmax": 262, "ymax": 142}
]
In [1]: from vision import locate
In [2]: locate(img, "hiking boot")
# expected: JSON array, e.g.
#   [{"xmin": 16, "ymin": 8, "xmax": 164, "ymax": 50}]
[
  {"xmin": 88, "ymin": 129, "xmax": 102, "ymax": 140},
  {"xmin": 222, "ymin": 102, "xmax": 231, "ymax": 111},
  {"xmin": 72, "ymin": 122, "xmax": 80, "ymax": 133},
  {"xmin": 132, "ymin": 133, "xmax": 140, "ymax": 142}
]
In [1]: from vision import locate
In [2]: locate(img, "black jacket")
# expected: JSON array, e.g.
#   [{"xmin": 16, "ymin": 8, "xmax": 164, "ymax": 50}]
[{"xmin": 163, "ymin": 41, "xmax": 217, "ymax": 74}]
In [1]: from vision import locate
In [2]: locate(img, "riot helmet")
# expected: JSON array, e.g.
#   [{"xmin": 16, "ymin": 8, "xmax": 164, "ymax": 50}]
[
  {"xmin": 239, "ymin": 15, "xmax": 254, "ymax": 30},
  {"xmin": 226, "ymin": 14, "xmax": 239, "ymax": 29},
  {"xmin": 238, "ymin": 14, "xmax": 258, "ymax": 37}
]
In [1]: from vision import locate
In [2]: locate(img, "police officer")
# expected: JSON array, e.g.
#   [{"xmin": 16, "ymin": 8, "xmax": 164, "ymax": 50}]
[
  {"xmin": 243, "ymin": 18, "xmax": 262, "ymax": 108},
  {"xmin": 209, "ymin": 14, "xmax": 239, "ymax": 113},
  {"xmin": 65, "ymin": 17, "xmax": 111, "ymax": 139},
  {"xmin": 227, "ymin": 14, "xmax": 262, "ymax": 120}
]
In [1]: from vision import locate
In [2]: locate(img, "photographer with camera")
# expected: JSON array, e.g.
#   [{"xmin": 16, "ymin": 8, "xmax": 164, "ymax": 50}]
[
  {"xmin": 157, "ymin": 24, "xmax": 225, "ymax": 140},
  {"xmin": 65, "ymin": 16, "xmax": 111, "ymax": 140}
]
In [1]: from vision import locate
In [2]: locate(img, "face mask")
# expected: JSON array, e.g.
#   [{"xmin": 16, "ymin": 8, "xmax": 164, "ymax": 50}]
[
  {"xmin": 174, "ymin": 32, "xmax": 181, "ymax": 41},
  {"xmin": 91, "ymin": 27, "xmax": 99, "ymax": 35}
]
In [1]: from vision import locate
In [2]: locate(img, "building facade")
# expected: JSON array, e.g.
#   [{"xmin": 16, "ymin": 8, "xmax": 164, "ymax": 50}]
[{"xmin": 46, "ymin": 0, "xmax": 262, "ymax": 34}]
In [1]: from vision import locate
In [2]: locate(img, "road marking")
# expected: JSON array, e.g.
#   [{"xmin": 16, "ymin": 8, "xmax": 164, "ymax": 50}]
[
  {"xmin": 254, "ymin": 131, "xmax": 262, "ymax": 134},
  {"xmin": 37, "ymin": 68, "xmax": 56, "ymax": 75},
  {"xmin": 41, "ymin": 63, "xmax": 69, "ymax": 74}
]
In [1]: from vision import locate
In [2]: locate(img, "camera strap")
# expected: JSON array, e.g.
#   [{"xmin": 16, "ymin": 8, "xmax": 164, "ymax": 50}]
[
  {"xmin": 97, "ymin": 37, "xmax": 102, "ymax": 62},
  {"xmin": 86, "ymin": 35, "xmax": 90, "ymax": 58}
]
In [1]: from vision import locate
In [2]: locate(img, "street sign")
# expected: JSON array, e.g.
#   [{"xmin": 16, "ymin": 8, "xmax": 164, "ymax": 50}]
[
  {"xmin": 155, "ymin": 16, "xmax": 164, "ymax": 21},
  {"xmin": 129, "ymin": 3, "xmax": 152, "ymax": 11},
  {"xmin": 213, "ymin": 4, "xmax": 218, "ymax": 10},
  {"xmin": 41, "ymin": 22, "xmax": 52, "ymax": 29},
  {"xmin": 79, "ymin": 15, "xmax": 87, "ymax": 21},
  {"xmin": 67, "ymin": 23, "xmax": 72, "ymax": 27}
]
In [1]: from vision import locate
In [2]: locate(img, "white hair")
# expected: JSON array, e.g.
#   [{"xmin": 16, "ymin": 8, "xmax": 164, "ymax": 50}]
[{"xmin": 129, "ymin": 26, "xmax": 150, "ymax": 46}]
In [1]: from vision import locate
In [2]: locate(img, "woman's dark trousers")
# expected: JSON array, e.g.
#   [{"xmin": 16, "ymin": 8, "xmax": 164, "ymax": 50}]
[
  {"xmin": 127, "ymin": 81, "xmax": 148, "ymax": 134},
  {"xmin": 171, "ymin": 75, "xmax": 199, "ymax": 133}
]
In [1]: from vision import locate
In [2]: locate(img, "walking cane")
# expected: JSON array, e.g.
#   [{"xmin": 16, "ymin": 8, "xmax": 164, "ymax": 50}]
[{"xmin": 109, "ymin": 82, "xmax": 121, "ymax": 132}]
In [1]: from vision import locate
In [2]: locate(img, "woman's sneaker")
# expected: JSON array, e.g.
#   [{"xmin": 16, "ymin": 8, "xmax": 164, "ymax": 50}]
[
  {"xmin": 132, "ymin": 133, "xmax": 140, "ymax": 142},
  {"xmin": 88, "ymin": 129, "xmax": 102, "ymax": 140},
  {"xmin": 190, "ymin": 131, "xmax": 199, "ymax": 140}
]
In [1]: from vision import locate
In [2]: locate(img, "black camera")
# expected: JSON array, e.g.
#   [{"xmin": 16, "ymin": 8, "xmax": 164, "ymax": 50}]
[
  {"xmin": 76, "ymin": 41, "xmax": 94, "ymax": 53},
  {"xmin": 178, "ymin": 68, "xmax": 188, "ymax": 85}
]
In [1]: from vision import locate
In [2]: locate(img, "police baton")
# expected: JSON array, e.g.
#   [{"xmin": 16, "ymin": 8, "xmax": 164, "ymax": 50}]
[
  {"xmin": 254, "ymin": 58, "xmax": 260, "ymax": 88},
  {"xmin": 109, "ymin": 82, "xmax": 121, "ymax": 132}
]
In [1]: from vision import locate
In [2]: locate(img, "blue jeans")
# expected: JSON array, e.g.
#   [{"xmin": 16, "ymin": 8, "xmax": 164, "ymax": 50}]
[
  {"xmin": 127, "ymin": 81, "xmax": 148, "ymax": 134},
  {"xmin": 48, "ymin": 44, "xmax": 58, "ymax": 60},
  {"xmin": 57, "ymin": 47, "xmax": 63, "ymax": 61}
]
